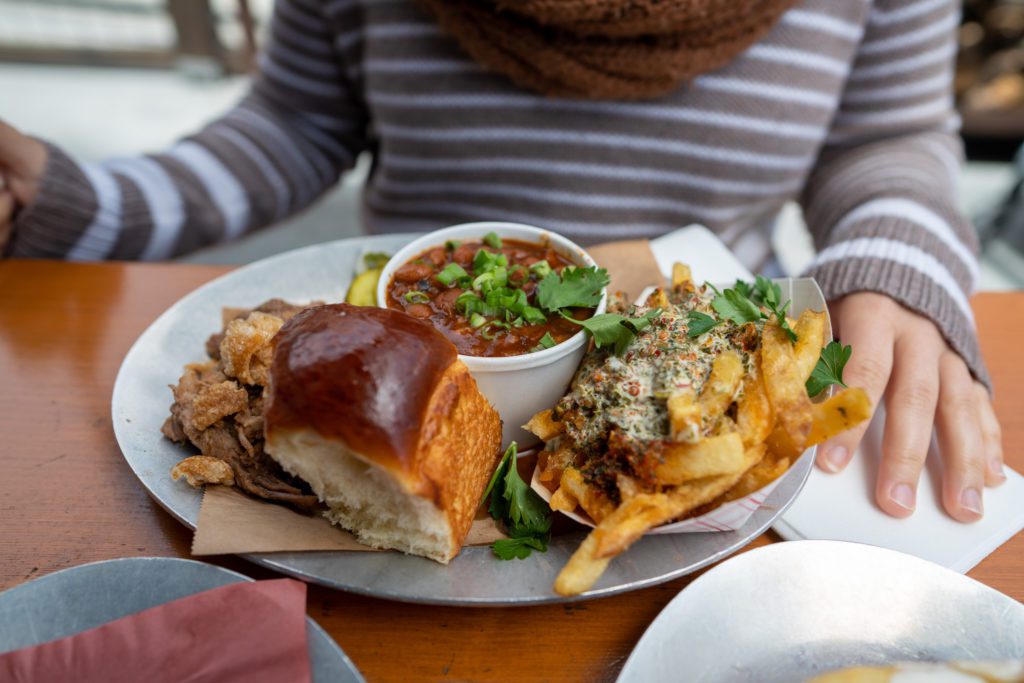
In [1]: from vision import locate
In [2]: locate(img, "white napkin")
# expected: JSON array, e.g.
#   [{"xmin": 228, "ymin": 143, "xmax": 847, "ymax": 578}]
[
  {"xmin": 649, "ymin": 225, "xmax": 1024, "ymax": 574},
  {"xmin": 648, "ymin": 225, "xmax": 753, "ymax": 285},
  {"xmin": 774, "ymin": 404, "xmax": 1024, "ymax": 573}
]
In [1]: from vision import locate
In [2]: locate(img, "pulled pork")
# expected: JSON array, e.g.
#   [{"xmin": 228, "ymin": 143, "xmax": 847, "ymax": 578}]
[{"xmin": 162, "ymin": 299, "xmax": 320, "ymax": 513}]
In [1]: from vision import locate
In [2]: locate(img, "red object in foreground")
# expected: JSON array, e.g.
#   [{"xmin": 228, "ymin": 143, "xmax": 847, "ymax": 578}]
[{"xmin": 0, "ymin": 578, "xmax": 311, "ymax": 683}]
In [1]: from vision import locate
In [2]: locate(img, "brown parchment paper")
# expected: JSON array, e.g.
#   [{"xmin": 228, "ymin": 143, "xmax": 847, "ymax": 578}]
[
  {"xmin": 192, "ymin": 486, "xmax": 506, "ymax": 555},
  {"xmin": 190, "ymin": 239, "xmax": 664, "ymax": 556},
  {"xmin": 587, "ymin": 239, "xmax": 666, "ymax": 299}
]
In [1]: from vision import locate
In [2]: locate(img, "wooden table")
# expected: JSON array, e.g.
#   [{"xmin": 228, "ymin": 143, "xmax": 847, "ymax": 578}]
[{"xmin": 1, "ymin": 260, "xmax": 1020, "ymax": 682}]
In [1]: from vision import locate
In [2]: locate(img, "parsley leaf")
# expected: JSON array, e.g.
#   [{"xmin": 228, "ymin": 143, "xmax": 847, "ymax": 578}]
[
  {"xmin": 485, "ymin": 443, "xmax": 551, "ymax": 561},
  {"xmin": 711, "ymin": 288, "xmax": 762, "ymax": 324},
  {"xmin": 562, "ymin": 308, "xmax": 662, "ymax": 355},
  {"xmin": 686, "ymin": 310, "xmax": 722, "ymax": 338},
  {"xmin": 773, "ymin": 301, "xmax": 798, "ymax": 342},
  {"xmin": 752, "ymin": 276, "xmax": 797, "ymax": 341},
  {"xmin": 492, "ymin": 535, "xmax": 548, "ymax": 560},
  {"xmin": 503, "ymin": 458, "xmax": 551, "ymax": 532},
  {"xmin": 806, "ymin": 341, "xmax": 852, "ymax": 397},
  {"xmin": 536, "ymin": 266, "xmax": 610, "ymax": 313},
  {"xmin": 752, "ymin": 275, "xmax": 782, "ymax": 307},
  {"xmin": 700, "ymin": 277, "xmax": 798, "ymax": 342},
  {"xmin": 733, "ymin": 279, "xmax": 755, "ymax": 301}
]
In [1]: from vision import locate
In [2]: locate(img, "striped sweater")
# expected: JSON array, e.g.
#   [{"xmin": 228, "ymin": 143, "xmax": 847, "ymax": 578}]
[{"xmin": 9, "ymin": 0, "xmax": 987, "ymax": 384}]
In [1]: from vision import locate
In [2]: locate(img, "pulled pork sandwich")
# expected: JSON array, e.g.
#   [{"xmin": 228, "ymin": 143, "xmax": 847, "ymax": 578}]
[{"xmin": 264, "ymin": 304, "xmax": 502, "ymax": 564}]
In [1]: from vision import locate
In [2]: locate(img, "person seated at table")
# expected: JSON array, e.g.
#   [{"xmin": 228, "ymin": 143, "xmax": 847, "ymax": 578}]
[{"xmin": 0, "ymin": 0, "xmax": 1004, "ymax": 522}]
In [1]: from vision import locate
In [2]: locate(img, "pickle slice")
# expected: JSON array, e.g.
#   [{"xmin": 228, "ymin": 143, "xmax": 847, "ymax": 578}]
[{"xmin": 345, "ymin": 268, "xmax": 382, "ymax": 307}]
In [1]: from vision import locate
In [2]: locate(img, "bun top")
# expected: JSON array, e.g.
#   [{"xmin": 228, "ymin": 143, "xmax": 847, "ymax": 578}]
[{"xmin": 265, "ymin": 304, "xmax": 457, "ymax": 471}]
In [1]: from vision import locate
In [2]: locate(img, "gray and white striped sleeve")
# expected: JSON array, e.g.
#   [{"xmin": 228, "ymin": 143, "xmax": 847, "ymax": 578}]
[
  {"xmin": 800, "ymin": 0, "xmax": 989, "ymax": 387},
  {"xmin": 8, "ymin": 0, "xmax": 368, "ymax": 260}
]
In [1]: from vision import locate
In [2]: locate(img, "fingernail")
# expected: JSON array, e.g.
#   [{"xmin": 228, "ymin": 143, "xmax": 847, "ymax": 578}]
[
  {"xmin": 889, "ymin": 483, "xmax": 915, "ymax": 512},
  {"xmin": 823, "ymin": 446, "xmax": 850, "ymax": 472},
  {"xmin": 988, "ymin": 458, "xmax": 1006, "ymax": 483},
  {"xmin": 960, "ymin": 488, "xmax": 983, "ymax": 515}
]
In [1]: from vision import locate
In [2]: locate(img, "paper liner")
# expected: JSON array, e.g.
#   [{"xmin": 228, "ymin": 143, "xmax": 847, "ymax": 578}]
[{"xmin": 530, "ymin": 456, "xmax": 805, "ymax": 534}]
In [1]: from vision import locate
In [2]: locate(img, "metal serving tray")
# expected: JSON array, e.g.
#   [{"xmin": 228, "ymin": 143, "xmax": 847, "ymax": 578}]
[{"xmin": 111, "ymin": 232, "xmax": 817, "ymax": 605}]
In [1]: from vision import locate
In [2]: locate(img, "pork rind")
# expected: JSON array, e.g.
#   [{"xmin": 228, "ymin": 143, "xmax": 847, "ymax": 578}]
[
  {"xmin": 219, "ymin": 311, "xmax": 284, "ymax": 386},
  {"xmin": 190, "ymin": 380, "xmax": 249, "ymax": 431},
  {"xmin": 171, "ymin": 455, "xmax": 235, "ymax": 487}
]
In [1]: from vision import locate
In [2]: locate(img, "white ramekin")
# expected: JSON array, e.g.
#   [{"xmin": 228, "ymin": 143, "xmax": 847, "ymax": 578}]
[{"xmin": 377, "ymin": 222, "xmax": 607, "ymax": 448}]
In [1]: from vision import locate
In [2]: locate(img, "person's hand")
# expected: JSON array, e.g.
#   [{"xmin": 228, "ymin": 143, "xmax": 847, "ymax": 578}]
[
  {"xmin": 817, "ymin": 292, "xmax": 1004, "ymax": 522},
  {"xmin": 0, "ymin": 120, "xmax": 48, "ymax": 253}
]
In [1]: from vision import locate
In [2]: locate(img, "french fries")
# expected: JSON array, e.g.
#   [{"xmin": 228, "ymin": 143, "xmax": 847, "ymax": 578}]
[
  {"xmin": 736, "ymin": 361, "xmax": 773, "ymax": 447},
  {"xmin": 582, "ymin": 445, "xmax": 763, "ymax": 577},
  {"xmin": 698, "ymin": 350, "xmax": 744, "ymax": 429},
  {"xmin": 525, "ymin": 263, "xmax": 872, "ymax": 596},
  {"xmin": 525, "ymin": 409, "xmax": 564, "ymax": 442},
  {"xmin": 671, "ymin": 263, "xmax": 692, "ymax": 287},
  {"xmin": 551, "ymin": 468, "xmax": 615, "ymax": 523},
  {"xmin": 646, "ymin": 287, "xmax": 671, "ymax": 310},
  {"xmin": 761, "ymin": 321, "xmax": 813, "ymax": 450},
  {"xmin": 667, "ymin": 388, "xmax": 701, "ymax": 442},
  {"xmin": 655, "ymin": 433, "xmax": 745, "ymax": 484},
  {"xmin": 807, "ymin": 387, "xmax": 872, "ymax": 446},
  {"xmin": 553, "ymin": 534, "xmax": 611, "ymax": 597},
  {"xmin": 793, "ymin": 311, "xmax": 826, "ymax": 383}
]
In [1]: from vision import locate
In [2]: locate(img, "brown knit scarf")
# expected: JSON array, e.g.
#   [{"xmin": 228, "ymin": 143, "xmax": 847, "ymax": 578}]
[{"xmin": 417, "ymin": 0, "xmax": 800, "ymax": 100}]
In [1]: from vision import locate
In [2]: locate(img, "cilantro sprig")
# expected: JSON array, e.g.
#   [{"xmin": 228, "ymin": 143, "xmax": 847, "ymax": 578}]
[
  {"xmin": 686, "ymin": 310, "xmax": 721, "ymax": 337},
  {"xmin": 483, "ymin": 443, "xmax": 551, "ymax": 560},
  {"xmin": 537, "ymin": 266, "xmax": 610, "ymax": 312},
  {"xmin": 536, "ymin": 266, "xmax": 663, "ymax": 356},
  {"xmin": 806, "ymin": 341, "xmax": 852, "ymax": 397},
  {"xmin": 447, "ymin": 242, "xmax": 612, "ymax": 350},
  {"xmin": 687, "ymin": 276, "xmax": 797, "ymax": 342},
  {"xmin": 562, "ymin": 308, "xmax": 662, "ymax": 356}
]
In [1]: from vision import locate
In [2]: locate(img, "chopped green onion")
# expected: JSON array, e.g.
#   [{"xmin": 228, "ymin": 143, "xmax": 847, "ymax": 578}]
[
  {"xmin": 457, "ymin": 291, "xmax": 482, "ymax": 315},
  {"xmin": 492, "ymin": 266, "xmax": 508, "ymax": 288},
  {"xmin": 529, "ymin": 260, "xmax": 552, "ymax": 278},
  {"xmin": 538, "ymin": 332, "xmax": 557, "ymax": 349},
  {"xmin": 445, "ymin": 240, "xmax": 462, "ymax": 251},
  {"xmin": 436, "ymin": 263, "xmax": 467, "ymax": 286},
  {"xmin": 456, "ymin": 276, "xmax": 473, "ymax": 288},
  {"xmin": 522, "ymin": 306, "xmax": 547, "ymax": 325},
  {"xmin": 470, "ymin": 313, "xmax": 487, "ymax": 328},
  {"xmin": 404, "ymin": 291, "xmax": 430, "ymax": 304},
  {"xmin": 484, "ymin": 231, "xmax": 502, "ymax": 249},
  {"xmin": 474, "ymin": 249, "xmax": 497, "ymax": 273},
  {"xmin": 496, "ymin": 253, "xmax": 508, "ymax": 267},
  {"xmin": 480, "ymin": 320, "xmax": 509, "ymax": 340},
  {"xmin": 473, "ymin": 271, "xmax": 495, "ymax": 292}
]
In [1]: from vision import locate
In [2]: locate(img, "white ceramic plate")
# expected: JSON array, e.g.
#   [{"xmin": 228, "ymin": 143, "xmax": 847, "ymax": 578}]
[
  {"xmin": 110, "ymin": 230, "xmax": 813, "ymax": 605},
  {"xmin": 617, "ymin": 540, "xmax": 1024, "ymax": 683},
  {"xmin": 0, "ymin": 557, "xmax": 363, "ymax": 682}
]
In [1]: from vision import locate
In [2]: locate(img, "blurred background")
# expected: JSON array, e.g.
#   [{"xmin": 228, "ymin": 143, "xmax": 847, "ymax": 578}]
[{"xmin": 0, "ymin": 0, "xmax": 1021, "ymax": 289}]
